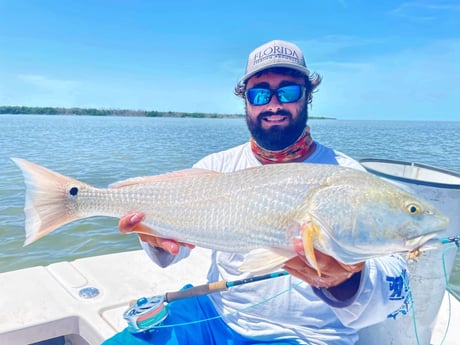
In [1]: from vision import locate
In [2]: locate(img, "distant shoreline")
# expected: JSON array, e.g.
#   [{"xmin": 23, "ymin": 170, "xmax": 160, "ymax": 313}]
[{"xmin": 0, "ymin": 106, "xmax": 336, "ymax": 120}]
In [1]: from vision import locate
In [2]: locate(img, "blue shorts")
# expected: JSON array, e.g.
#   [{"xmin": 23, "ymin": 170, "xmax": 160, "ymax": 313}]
[{"xmin": 102, "ymin": 285, "xmax": 298, "ymax": 345}]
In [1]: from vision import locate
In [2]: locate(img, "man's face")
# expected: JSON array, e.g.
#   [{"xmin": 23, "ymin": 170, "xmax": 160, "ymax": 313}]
[{"xmin": 245, "ymin": 72, "xmax": 308, "ymax": 151}]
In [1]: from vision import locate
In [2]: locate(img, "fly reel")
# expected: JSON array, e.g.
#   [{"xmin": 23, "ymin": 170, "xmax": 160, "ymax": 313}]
[{"xmin": 124, "ymin": 295, "xmax": 168, "ymax": 333}]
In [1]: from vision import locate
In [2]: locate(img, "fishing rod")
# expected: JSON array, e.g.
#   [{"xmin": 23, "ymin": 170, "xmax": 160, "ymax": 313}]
[
  {"xmin": 123, "ymin": 270, "xmax": 289, "ymax": 333},
  {"xmin": 124, "ymin": 234, "xmax": 460, "ymax": 334},
  {"xmin": 439, "ymin": 234, "xmax": 460, "ymax": 247}
]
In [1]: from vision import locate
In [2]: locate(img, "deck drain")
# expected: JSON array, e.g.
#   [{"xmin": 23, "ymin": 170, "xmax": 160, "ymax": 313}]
[{"xmin": 79, "ymin": 287, "xmax": 100, "ymax": 299}]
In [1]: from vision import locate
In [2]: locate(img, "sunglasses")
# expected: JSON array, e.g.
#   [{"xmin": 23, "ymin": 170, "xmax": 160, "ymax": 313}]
[{"xmin": 245, "ymin": 84, "xmax": 306, "ymax": 106}]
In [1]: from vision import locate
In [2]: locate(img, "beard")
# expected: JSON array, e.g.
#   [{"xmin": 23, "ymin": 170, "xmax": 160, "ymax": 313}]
[{"xmin": 246, "ymin": 102, "xmax": 308, "ymax": 151}]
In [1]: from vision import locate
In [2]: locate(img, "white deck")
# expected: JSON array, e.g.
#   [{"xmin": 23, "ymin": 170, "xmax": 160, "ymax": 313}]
[
  {"xmin": 0, "ymin": 249, "xmax": 458, "ymax": 345},
  {"xmin": 0, "ymin": 249, "xmax": 212, "ymax": 345}
]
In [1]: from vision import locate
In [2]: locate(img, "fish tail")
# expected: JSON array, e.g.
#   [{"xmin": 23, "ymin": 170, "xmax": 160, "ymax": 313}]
[{"xmin": 11, "ymin": 158, "xmax": 86, "ymax": 246}]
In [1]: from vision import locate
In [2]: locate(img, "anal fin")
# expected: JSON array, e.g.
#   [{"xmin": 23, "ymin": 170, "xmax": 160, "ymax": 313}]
[{"xmin": 239, "ymin": 248, "xmax": 296, "ymax": 275}]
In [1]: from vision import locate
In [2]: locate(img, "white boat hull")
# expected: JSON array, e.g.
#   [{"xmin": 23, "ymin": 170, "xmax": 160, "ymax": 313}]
[{"xmin": 358, "ymin": 159, "xmax": 460, "ymax": 345}]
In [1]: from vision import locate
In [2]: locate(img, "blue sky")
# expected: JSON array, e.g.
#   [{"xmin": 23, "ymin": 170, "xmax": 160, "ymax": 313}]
[{"xmin": 0, "ymin": 1, "xmax": 459, "ymax": 120}]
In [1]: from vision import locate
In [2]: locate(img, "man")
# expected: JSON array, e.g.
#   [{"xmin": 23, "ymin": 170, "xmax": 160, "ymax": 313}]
[{"xmin": 104, "ymin": 40, "xmax": 407, "ymax": 345}]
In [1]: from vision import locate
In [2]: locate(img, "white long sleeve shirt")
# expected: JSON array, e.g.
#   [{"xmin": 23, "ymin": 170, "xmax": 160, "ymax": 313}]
[{"xmin": 141, "ymin": 142, "xmax": 409, "ymax": 345}]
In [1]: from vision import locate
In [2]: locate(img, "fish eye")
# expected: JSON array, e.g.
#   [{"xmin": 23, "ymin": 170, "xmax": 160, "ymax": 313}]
[
  {"xmin": 406, "ymin": 203, "xmax": 421, "ymax": 215},
  {"xmin": 69, "ymin": 187, "xmax": 79, "ymax": 196}
]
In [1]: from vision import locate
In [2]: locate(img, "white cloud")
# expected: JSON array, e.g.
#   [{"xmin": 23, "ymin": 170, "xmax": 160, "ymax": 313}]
[
  {"xmin": 312, "ymin": 39, "xmax": 460, "ymax": 120},
  {"xmin": 296, "ymin": 36, "xmax": 381, "ymax": 63},
  {"xmin": 388, "ymin": 1, "xmax": 460, "ymax": 22},
  {"xmin": 17, "ymin": 74, "xmax": 78, "ymax": 91},
  {"xmin": 9, "ymin": 74, "xmax": 80, "ymax": 107}
]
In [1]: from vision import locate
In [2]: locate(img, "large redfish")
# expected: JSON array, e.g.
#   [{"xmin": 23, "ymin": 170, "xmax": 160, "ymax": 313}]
[{"xmin": 12, "ymin": 158, "xmax": 449, "ymax": 275}]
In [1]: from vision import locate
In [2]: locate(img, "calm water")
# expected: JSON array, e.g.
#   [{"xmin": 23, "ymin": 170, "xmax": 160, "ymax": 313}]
[{"xmin": 1, "ymin": 115, "xmax": 459, "ymax": 298}]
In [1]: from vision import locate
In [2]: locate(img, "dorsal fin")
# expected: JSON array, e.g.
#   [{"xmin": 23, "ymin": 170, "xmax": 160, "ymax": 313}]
[{"xmin": 109, "ymin": 168, "xmax": 219, "ymax": 188}]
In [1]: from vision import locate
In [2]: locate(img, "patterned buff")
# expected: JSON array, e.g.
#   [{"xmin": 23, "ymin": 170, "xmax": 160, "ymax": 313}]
[{"xmin": 250, "ymin": 125, "xmax": 314, "ymax": 164}]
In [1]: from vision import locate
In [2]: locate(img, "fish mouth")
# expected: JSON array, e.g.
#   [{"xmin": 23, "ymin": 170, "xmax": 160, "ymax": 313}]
[
  {"xmin": 404, "ymin": 213, "xmax": 450, "ymax": 250},
  {"xmin": 405, "ymin": 232, "xmax": 439, "ymax": 250}
]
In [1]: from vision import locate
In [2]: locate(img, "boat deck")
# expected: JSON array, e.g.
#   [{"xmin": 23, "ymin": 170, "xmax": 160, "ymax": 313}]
[{"xmin": 0, "ymin": 249, "xmax": 457, "ymax": 344}]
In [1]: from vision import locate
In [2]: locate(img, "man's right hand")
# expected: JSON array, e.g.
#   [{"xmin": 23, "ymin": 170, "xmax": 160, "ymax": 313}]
[{"xmin": 118, "ymin": 212, "xmax": 195, "ymax": 255}]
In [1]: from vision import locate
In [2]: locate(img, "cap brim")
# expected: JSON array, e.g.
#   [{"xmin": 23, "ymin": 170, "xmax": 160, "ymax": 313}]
[{"xmin": 239, "ymin": 63, "xmax": 310, "ymax": 84}]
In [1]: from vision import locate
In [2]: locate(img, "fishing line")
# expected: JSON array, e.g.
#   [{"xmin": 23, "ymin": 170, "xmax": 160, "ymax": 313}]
[
  {"xmin": 125, "ymin": 235, "xmax": 460, "ymax": 338},
  {"xmin": 397, "ymin": 235, "xmax": 459, "ymax": 345},
  {"xmin": 386, "ymin": 260, "xmax": 423, "ymax": 345},
  {"xmin": 436, "ymin": 241, "xmax": 459, "ymax": 345},
  {"xmin": 151, "ymin": 279, "xmax": 305, "ymax": 329},
  {"xmin": 124, "ymin": 270, "xmax": 305, "ymax": 332}
]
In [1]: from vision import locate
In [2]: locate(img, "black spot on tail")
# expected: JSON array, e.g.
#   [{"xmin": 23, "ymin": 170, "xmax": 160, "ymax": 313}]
[{"xmin": 69, "ymin": 187, "xmax": 79, "ymax": 196}]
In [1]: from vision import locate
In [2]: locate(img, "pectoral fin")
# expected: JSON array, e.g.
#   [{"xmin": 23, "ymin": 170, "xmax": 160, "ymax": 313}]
[
  {"xmin": 302, "ymin": 222, "xmax": 322, "ymax": 277},
  {"xmin": 240, "ymin": 248, "xmax": 296, "ymax": 275}
]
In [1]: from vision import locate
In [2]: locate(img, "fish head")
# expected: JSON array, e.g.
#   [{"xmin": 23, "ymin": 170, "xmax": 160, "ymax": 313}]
[
  {"xmin": 311, "ymin": 171, "xmax": 450, "ymax": 262},
  {"xmin": 390, "ymin": 191, "xmax": 450, "ymax": 250},
  {"xmin": 349, "ymin": 182, "xmax": 450, "ymax": 255}
]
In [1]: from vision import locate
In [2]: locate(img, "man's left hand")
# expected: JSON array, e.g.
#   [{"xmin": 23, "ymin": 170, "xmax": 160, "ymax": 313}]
[{"xmin": 283, "ymin": 238, "xmax": 364, "ymax": 288}]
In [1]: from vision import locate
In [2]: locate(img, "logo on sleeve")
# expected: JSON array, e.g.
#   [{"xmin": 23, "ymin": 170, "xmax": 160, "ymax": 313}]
[{"xmin": 386, "ymin": 269, "xmax": 411, "ymax": 319}]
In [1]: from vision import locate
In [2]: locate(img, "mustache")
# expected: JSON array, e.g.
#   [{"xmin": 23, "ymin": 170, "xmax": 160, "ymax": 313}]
[{"xmin": 257, "ymin": 109, "xmax": 292, "ymax": 121}]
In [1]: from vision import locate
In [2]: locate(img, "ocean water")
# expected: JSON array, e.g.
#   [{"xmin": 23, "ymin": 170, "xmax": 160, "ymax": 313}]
[{"xmin": 1, "ymin": 114, "xmax": 459, "ymax": 298}]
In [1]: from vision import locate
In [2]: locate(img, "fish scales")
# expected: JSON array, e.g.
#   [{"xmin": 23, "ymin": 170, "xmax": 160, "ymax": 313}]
[{"xmin": 90, "ymin": 167, "xmax": 313, "ymax": 251}]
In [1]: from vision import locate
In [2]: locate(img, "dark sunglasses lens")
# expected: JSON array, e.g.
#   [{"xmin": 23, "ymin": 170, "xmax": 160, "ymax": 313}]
[
  {"xmin": 247, "ymin": 88, "xmax": 271, "ymax": 105},
  {"xmin": 277, "ymin": 85, "xmax": 302, "ymax": 103},
  {"xmin": 246, "ymin": 85, "xmax": 304, "ymax": 105}
]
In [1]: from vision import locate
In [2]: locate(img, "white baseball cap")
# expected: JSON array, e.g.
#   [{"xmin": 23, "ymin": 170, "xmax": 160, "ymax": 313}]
[{"xmin": 239, "ymin": 40, "xmax": 311, "ymax": 84}]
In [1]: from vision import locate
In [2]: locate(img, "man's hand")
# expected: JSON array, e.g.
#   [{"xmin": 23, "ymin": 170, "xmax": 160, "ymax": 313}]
[
  {"xmin": 119, "ymin": 212, "xmax": 195, "ymax": 255},
  {"xmin": 283, "ymin": 238, "xmax": 364, "ymax": 288}
]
